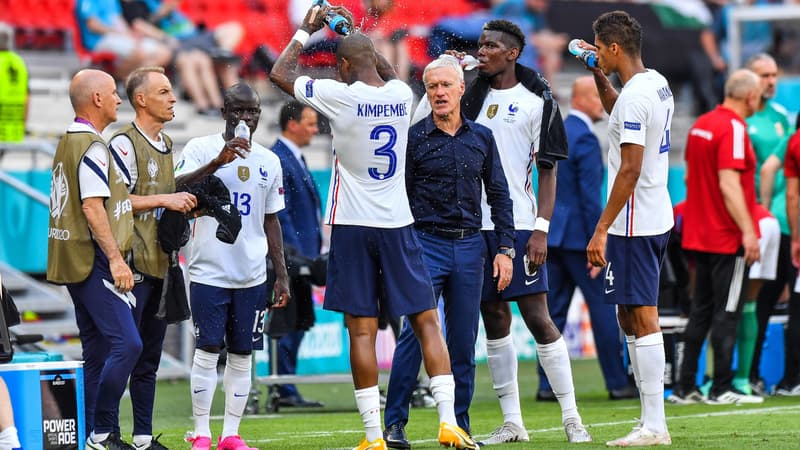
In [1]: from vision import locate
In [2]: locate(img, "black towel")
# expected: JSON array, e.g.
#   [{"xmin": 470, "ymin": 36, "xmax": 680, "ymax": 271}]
[{"xmin": 462, "ymin": 63, "xmax": 568, "ymax": 169}]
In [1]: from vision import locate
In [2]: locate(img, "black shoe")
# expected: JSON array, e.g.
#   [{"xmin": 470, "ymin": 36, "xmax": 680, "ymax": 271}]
[
  {"xmin": 132, "ymin": 434, "xmax": 169, "ymax": 450},
  {"xmin": 609, "ymin": 384, "xmax": 639, "ymax": 400},
  {"xmin": 383, "ymin": 423, "xmax": 411, "ymax": 450},
  {"xmin": 536, "ymin": 389, "xmax": 557, "ymax": 402},
  {"xmin": 86, "ymin": 432, "xmax": 135, "ymax": 450},
  {"xmin": 277, "ymin": 395, "xmax": 324, "ymax": 407}
]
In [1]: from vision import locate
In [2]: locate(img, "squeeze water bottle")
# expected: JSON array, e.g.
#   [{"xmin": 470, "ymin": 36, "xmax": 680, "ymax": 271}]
[
  {"xmin": 234, "ymin": 120, "xmax": 250, "ymax": 158},
  {"xmin": 568, "ymin": 39, "xmax": 597, "ymax": 68},
  {"xmin": 460, "ymin": 55, "xmax": 480, "ymax": 71},
  {"xmin": 312, "ymin": 0, "xmax": 351, "ymax": 36}
]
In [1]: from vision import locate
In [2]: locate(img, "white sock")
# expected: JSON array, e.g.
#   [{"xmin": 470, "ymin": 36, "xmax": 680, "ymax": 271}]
[
  {"xmin": 429, "ymin": 374, "xmax": 458, "ymax": 426},
  {"xmin": 626, "ymin": 335, "xmax": 641, "ymax": 391},
  {"xmin": 354, "ymin": 386, "xmax": 382, "ymax": 442},
  {"xmin": 537, "ymin": 337, "xmax": 580, "ymax": 424},
  {"xmin": 191, "ymin": 349, "xmax": 219, "ymax": 438},
  {"xmin": 222, "ymin": 353, "xmax": 252, "ymax": 438},
  {"xmin": 0, "ymin": 427, "xmax": 21, "ymax": 448},
  {"xmin": 132, "ymin": 434, "xmax": 152, "ymax": 447},
  {"xmin": 90, "ymin": 431, "xmax": 110, "ymax": 444},
  {"xmin": 486, "ymin": 335, "xmax": 524, "ymax": 427},
  {"xmin": 636, "ymin": 332, "xmax": 667, "ymax": 434}
]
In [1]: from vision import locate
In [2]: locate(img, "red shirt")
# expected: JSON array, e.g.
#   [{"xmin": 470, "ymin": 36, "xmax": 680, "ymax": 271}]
[
  {"xmin": 683, "ymin": 105, "xmax": 758, "ymax": 254},
  {"xmin": 784, "ymin": 130, "xmax": 800, "ymax": 178}
]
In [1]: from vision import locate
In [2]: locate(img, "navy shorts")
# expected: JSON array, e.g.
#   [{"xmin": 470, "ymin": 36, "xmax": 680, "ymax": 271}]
[
  {"xmin": 324, "ymin": 225, "xmax": 436, "ymax": 318},
  {"xmin": 482, "ymin": 230, "xmax": 549, "ymax": 302},
  {"xmin": 190, "ymin": 281, "xmax": 268, "ymax": 353},
  {"xmin": 604, "ymin": 231, "xmax": 670, "ymax": 306}
]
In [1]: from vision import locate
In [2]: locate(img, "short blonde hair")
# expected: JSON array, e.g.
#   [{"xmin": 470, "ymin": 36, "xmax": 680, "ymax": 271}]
[
  {"xmin": 725, "ymin": 69, "xmax": 759, "ymax": 100},
  {"xmin": 125, "ymin": 66, "xmax": 166, "ymax": 106}
]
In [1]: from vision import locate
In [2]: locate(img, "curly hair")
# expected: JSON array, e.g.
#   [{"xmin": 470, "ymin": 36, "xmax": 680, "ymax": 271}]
[
  {"xmin": 483, "ymin": 19, "xmax": 525, "ymax": 59},
  {"xmin": 592, "ymin": 10, "xmax": 642, "ymax": 56}
]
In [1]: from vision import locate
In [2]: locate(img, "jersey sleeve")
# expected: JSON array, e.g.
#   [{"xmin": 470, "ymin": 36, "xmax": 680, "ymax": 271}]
[
  {"xmin": 79, "ymin": 142, "xmax": 112, "ymax": 200},
  {"xmin": 108, "ymin": 134, "xmax": 137, "ymax": 190},
  {"xmin": 411, "ymin": 97, "xmax": 432, "ymax": 126},
  {"xmin": 264, "ymin": 160, "xmax": 285, "ymax": 215},
  {"xmin": 174, "ymin": 138, "xmax": 205, "ymax": 176},
  {"xmin": 716, "ymin": 118, "xmax": 748, "ymax": 171},
  {"xmin": 785, "ymin": 135, "xmax": 800, "ymax": 178},
  {"xmin": 293, "ymin": 75, "xmax": 351, "ymax": 119},
  {"xmin": 618, "ymin": 97, "xmax": 651, "ymax": 147}
]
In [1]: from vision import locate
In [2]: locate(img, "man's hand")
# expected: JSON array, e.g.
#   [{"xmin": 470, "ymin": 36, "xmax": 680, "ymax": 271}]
[
  {"xmin": 526, "ymin": 230, "xmax": 547, "ymax": 273},
  {"xmin": 587, "ymin": 227, "xmax": 608, "ymax": 267},
  {"xmin": 109, "ymin": 257, "xmax": 134, "ymax": 293},
  {"xmin": 214, "ymin": 137, "xmax": 250, "ymax": 165},
  {"xmin": 493, "ymin": 254, "xmax": 513, "ymax": 291},
  {"xmin": 587, "ymin": 262, "xmax": 603, "ymax": 279},
  {"xmin": 743, "ymin": 231, "xmax": 760, "ymax": 266},
  {"xmin": 301, "ymin": 3, "xmax": 330, "ymax": 34},
  {"xmin": 792, "ymin": 238, "xmax": 800, "ymax": 268},
  {"xmin": 163, "ymin": 192, "xmax": 197, "ymax": 214},
  {"xmin": 271, "ymin": 276, "xmax": 291, "ymax": 308}
]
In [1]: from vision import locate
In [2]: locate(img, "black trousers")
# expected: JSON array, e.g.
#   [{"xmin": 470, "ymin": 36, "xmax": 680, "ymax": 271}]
[
  {"xmin": 753, "ymin": 234, "xmax": 800, "ymax": 387},
  {"xmin": 679, "ymin": 250, "xmax": 748, "ymax": 396}
]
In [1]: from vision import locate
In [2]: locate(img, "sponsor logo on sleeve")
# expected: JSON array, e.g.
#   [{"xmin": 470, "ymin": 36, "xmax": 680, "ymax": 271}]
[
  {"xmin": 624, "ymin": 121, "xmax": 641, "ymax": 131},
  {"xmin": 305, "ymin": 79, "xmax": 314, "ymax": 97}
]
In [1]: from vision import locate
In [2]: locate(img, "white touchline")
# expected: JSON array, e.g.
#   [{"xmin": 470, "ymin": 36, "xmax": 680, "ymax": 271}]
[{"xmin": 212, "ymin": 404, "xmax": 800, "ymax": 443}]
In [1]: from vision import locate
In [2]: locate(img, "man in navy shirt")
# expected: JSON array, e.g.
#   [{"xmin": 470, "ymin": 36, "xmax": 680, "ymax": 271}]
[{"xmin": 383, "ymin": 55, "xmax": 514, "ymax": 449}]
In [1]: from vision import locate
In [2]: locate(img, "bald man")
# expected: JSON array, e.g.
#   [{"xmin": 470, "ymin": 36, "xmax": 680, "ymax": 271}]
[
  {"xmin": 47, "ymin": 69, "xmax": 142, "ymax": 449},
  {"xmin": 270, "ymin": 5, "xmax": 478, "ymax": 450},
  {"xmin": 536, "ymin": 76, "xmax": 637, "ymax": 402}
]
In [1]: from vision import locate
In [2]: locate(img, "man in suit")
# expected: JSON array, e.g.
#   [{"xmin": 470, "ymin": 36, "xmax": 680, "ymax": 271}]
[
  {"xmin": 537, "ymin": 76, "xmax": 637, "ymax": 401},
  {"xmin": 269, "ymin": 100, "xmax": 324, "ymax": 408}
]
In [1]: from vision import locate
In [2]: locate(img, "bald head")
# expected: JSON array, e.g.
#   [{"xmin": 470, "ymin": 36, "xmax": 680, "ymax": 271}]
[
  {"xmin": 69, "ymin": 69, "xmax": 115, "ymax": 111},
  {"xmin": 337, "ymin": 32, "xmax": 377, "ymax": 67},
  {"xmin": 725, "ymin": 69, "xmax": 759, "ymax": 100},
  {"xmin": 570, "ymin": 75, "xmax": 604, "ymax": 122}
]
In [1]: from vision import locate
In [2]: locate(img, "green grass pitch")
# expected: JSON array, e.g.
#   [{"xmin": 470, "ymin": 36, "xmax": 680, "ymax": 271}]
[{"xmin": 124, "ymin": 359, "xmax": 800, "ymax": 449}]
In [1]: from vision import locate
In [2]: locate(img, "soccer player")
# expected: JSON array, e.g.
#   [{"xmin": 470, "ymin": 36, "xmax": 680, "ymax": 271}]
[
  {"xmin": 413, "ymin": 20, "xmax": 591, "ymax": 445},
  {"xmin": 269, "ymin": 4, "xmax": 478, "ymax": 450},
  {"xmin": 175, "ymin": 83, "xmax": 291, "ymax": 450},
  {"xmin": 582, "ymin": 10, "xmax": 674, "ymax": 446},
  {"xmin": 47, "ymin": 69, "xmax": 138, "ymax": 450},
  {"xmin": 108, "ymin": 66, "xmax": 197, "ymax": 450}
]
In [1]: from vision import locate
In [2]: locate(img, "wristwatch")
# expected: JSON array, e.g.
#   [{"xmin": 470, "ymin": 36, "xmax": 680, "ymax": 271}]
[{"xmin": 498, "ymin": 247, "xmax": 516, "ymax": 259}]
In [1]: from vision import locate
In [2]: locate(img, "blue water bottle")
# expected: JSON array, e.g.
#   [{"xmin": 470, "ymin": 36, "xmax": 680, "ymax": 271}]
[
  {"xmin": 568, "ymin": 39, "xmax": 597, "ymax": 68},
  {"xmin": 312, "ymin": 0, "xmax": 351, "ymax": 36}
]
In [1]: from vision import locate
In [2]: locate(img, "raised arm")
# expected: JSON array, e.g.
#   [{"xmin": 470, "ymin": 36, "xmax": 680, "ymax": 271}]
[{"xmin": 269, "ymin": 4, "xmax": 334, "ymax": 95}]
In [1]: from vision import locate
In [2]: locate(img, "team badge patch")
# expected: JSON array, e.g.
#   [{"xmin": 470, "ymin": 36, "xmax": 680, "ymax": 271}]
[
  {"xmin": 147, "ymin": 158, "xmax": 159, "ymax": 179},
  {"xmin": 487, "ymin": 104, "xmax": 498, "ymax": 119},
  {"xmin": 624, "ymin": 121, "xmax": 641, "ymax": 131},
  {"xmin": 305, "ymin": 79, "xmax": 314, "ymax": 97},
  {"xmin": 238, "ymin": 166, "xmax": 250, "ymax": 181},
  {"xmin": 50, "ymin": 162, "xmax": 68, "ymax": 219}
]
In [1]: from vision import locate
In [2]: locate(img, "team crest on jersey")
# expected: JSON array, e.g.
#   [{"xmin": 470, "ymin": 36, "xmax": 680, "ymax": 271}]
[
  {"xmin": 50, "ymin": 162, "xmax": 68, "ymax": 219},
  {"xmin": 147, "ymin": 157, "xmax": 159, "ymax": 179},
  {"xmin": 238, "ymin": 166, "xmax": 250, "ymax": 181},
  {"xmin": 486, "ymin": 104, "xmax": 499, "ymax": 119}
]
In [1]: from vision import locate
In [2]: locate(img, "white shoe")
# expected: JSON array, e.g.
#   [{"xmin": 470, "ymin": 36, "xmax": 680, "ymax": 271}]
[
  {"xmin": 705, "ymin": 389, "xmax": 764, "ymax": 405},
  {"xmin": 774, "ymin": 384, "xmax": 800, "ymax": 396},
  {"xmin": 564, "ymin": 419, "xmax": 592, "ymax": 443},
  {"xmin": 606, "ymin": 427, "xmax": 671, "ymax": 447},
  {"xmin": 666, "ymin": 389, "xmax": 705, "ymax": 405},
  {"xmin": 477, "ymin": 422, "xmax": 529, "ymax": 445}
]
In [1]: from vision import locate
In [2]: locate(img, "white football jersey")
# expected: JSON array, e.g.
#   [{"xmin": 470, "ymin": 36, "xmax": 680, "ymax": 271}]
[
  {"xmin": 294, "ymin": 75, "xmax": 414, "ymax": 228},
  {"xmin": 607, "ymin": 69, "xmax": 674, "ymax": 237},
  {"xmin": 174, "ymin": 134, "xmax": 285, "ymax": 288}
]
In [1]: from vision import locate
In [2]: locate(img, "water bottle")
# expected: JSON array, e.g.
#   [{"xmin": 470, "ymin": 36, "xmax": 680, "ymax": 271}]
[
  {"xmin": 234, "ymin": 120, "xmax": 250, "ymax": 158},
  {"xmin": 460, "ymin": 55, "xmax": 480, "ymax": 71},
  {"xmin": 568, "ymin": 39, "xmax": 597, "ymax": 68},
  {"xmin": 313, "ymin": 0, "xmax": 351, "ymax": 36}
]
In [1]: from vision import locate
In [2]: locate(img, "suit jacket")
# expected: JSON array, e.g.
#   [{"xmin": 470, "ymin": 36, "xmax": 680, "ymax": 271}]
[
  {"xmin": 548, "ymin": 113, "xmax": 603, "ymax": 251},
  {"xmin": 271, "ymin": 138, "xmax": 322, "ymax": 259}
]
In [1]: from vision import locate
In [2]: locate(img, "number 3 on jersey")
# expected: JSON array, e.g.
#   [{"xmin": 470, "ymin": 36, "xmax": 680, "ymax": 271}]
[{"xmin": 368, "ymin": 125, "xmax": 397, "ymax": 180}]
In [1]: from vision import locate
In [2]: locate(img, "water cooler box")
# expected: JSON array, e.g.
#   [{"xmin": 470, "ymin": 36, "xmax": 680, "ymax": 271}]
[{"xmin": 0, "ymin": 361, "xmax": 85, "ymax": 449}]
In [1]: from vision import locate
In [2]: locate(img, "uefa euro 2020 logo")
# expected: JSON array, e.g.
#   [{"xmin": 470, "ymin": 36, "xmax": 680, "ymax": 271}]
[{"xmin": 50, "ymin": 162, "xmax": 68, "ymax": 219}]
